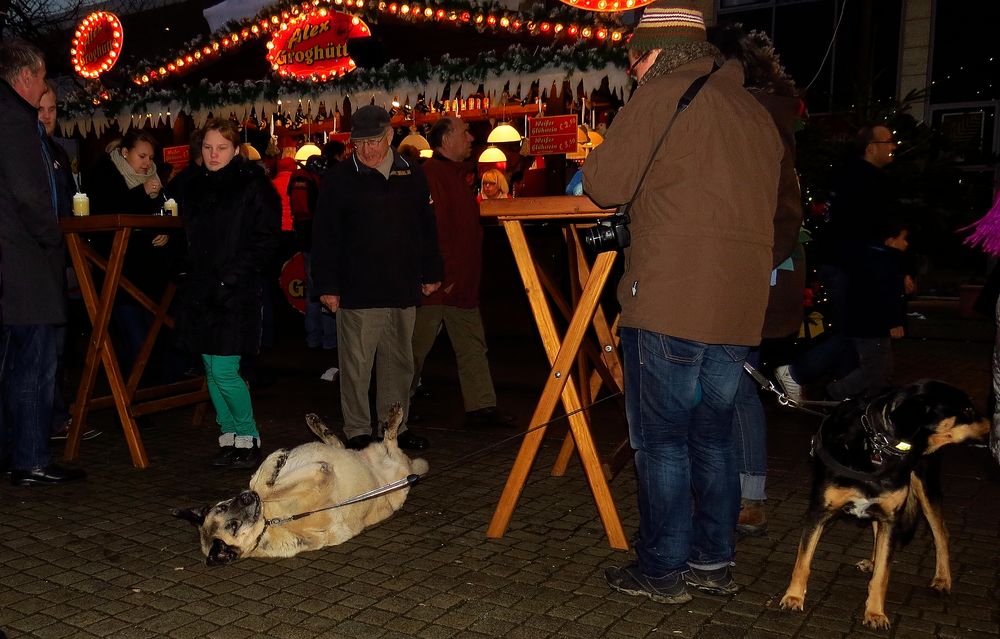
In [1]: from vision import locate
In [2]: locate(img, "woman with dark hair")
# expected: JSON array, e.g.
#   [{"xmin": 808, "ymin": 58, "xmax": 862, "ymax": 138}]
[
  {"xmin": 174, "ymin": 118, "xmax": 281, "ymax": 468},
  {"xmin": 87, "ymin": 129, "xmax": 165, "ymax": 215},
  {"xmin": 707, "ymin": 23, "xmax": 805, "ymax": 536},
  {"xmin": 85, "ymin": 129, "xmax": 171, "ymax": 378}
]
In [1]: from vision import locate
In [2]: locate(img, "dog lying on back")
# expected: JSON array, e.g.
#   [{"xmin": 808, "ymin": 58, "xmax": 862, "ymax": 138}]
[
  {"xmin": 174, "ymin": 405, "xmax": 428, "ymax": 565},
  {"xmin": 779, "ymin": 380, "xmax": 990, "ymax": 630}
]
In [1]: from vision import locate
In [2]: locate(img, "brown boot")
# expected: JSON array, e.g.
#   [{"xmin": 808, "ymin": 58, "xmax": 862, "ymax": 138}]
[{"xmin": 737, "ymin": 499, "xmax": 767, "ymax": 537}]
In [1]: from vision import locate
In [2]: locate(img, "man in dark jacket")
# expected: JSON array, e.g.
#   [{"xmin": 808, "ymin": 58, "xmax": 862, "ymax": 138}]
[
  {"xmin": 411, "ymin": 117, "xmax": 514, "ymax": 429},
  {"xmin": 312, "ymin": 106, "xmax": 443, "ymax": 451},
  {"xmin": 0, "ymin": 40, "xmax": 85, "ymax": 485}
]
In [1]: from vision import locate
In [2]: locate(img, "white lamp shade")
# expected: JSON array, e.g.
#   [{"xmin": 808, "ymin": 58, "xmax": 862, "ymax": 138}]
[
  {"xmin": 478, "ymin": 146, "xmax": 507, "ymax": 163},
  {"xmin": 487, "ymin": 123, "xmax": 521, "ymax": 143},
  {"xmin": 400, "ymin": 133, "xmax": 430, "ymax": 152},
  {"xmin": 294, "ymin": 143, "xmax": 322, "ymax": 163}
]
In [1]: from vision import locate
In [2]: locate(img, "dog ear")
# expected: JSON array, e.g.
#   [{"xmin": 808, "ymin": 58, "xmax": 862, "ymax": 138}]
[
  {"xmin": 206, "ymin": 538, "xmax": 241, "ymax": 566},
  {"xmin": 172, "ymin": 505, "xmax": 210, "ymax": 527}
]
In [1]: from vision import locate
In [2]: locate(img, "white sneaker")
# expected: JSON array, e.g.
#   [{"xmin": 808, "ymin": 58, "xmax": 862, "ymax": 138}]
[
  {"xmin": 320, "ymin": 367, "xmax": 339, "ymax": 382},
  {"xmin": 773, "ymin": 365, "xmax": 803, "ymax": 403}
]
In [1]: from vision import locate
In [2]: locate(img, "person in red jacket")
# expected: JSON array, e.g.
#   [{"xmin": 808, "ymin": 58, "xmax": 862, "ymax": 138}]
[{"xmin": 411, "ymin": 117, "xmax": 514, "ymax": 428}]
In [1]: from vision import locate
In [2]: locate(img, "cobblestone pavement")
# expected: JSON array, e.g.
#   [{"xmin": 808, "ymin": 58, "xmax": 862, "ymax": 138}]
[{"xmin": 1, "ymin": 299, "xmax": 997, "ymax": 639}]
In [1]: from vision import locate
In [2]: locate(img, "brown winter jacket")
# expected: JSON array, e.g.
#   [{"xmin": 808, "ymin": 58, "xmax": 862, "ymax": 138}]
[{"xmin": 583, "ymin": 57, "xmax": 782, "ymax": 346}]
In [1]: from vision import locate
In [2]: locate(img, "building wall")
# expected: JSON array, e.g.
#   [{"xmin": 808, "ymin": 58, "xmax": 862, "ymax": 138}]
[{"xmin": 897, "ymin": 0, "xmax": 933, "ymax": 121}]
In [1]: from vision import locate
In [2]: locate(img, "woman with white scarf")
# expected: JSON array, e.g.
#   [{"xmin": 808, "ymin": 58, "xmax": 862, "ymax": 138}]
[{"xmin": 84, "ymin": 130, "xmax": 172, "ymax": 379}]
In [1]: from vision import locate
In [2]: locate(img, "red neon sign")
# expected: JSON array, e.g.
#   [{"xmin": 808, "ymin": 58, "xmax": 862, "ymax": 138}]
[
  {"xmin": 70, "ymin": 11, "xmax": 124, "ymax": 79},
  {"xmin": 266, "ymin": 9, "xmax": 371, "ymax": 81},
  {"xmin": 558, "ymin": 0, "xmax": 655, "ymax": 11}
]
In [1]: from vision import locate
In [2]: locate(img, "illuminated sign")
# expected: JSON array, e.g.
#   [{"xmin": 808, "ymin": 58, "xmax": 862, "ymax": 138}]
[
  {"xmin": 70, "ymin": 11, "xmax": 124, "ymax": 79},
  {"xmin": 525, "ymin": 115, "xmax": 578, "ymax": 155},
  {"xmin": 266, "ymin": 9, "xmax": 371, "ymax": 81},
  {"xmin": 558, "ymin": 0, "xmax": 655, "ymax": 10}
]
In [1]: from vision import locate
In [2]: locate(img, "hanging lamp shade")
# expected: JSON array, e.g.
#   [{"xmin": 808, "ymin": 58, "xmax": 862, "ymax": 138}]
[
  {"xmin": 399, "ymin": 133, "xmax": 430, "ymax": 152},
  {"xmin": 487, "ymin": 123, "xmax": 521, "ymax": 144},
  {"xmin": 294, "ymin": 143, "xmax": 322, "ymax": 163},
  {"xmin": 478, "ymin": 145, "xmax": 507, "ymax": 163}
]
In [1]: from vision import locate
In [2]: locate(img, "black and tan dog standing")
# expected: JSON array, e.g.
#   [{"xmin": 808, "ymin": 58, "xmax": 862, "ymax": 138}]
[
  {"xmin": 779, "ymin": 380, "xmax": 991, "ymax": 630},
  {"xmin": 174, "ymin": 404, "xmax": 428, "ymax": 565}
]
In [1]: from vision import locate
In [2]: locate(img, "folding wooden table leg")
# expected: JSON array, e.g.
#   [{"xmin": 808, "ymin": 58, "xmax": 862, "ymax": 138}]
[
  {"xmin": 487, "ymin": 220, "xmax": 627, "ymax": 549},
  {"xmin": 65, "ymin": 228, "xmax": 150, "ymax": 468}
]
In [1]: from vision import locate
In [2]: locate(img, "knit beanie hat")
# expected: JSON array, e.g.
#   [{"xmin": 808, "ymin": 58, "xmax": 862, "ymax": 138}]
[{"xmin": 629, "ymin": 0, "xmax": 707, "ymax": 54}]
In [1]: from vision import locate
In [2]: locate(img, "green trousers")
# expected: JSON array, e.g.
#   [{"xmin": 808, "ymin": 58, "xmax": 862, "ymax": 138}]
[{"xmin": 202, "ymin": 354, "xmax": 258, "ymax": 438}]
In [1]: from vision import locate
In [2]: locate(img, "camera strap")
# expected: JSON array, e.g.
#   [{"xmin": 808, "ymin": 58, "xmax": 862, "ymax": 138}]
[{"xmin": 620, "ymin": 60, "xmax": 722, "ymax": 214}]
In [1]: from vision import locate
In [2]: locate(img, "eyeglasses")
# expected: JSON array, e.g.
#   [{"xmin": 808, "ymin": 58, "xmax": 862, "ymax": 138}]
[
  {"xmin": 354, "ymin": 134, "xmax": 387, "ymax": 149},
  {"xmin": 627, "ymin": 51, "xmax": 652, "ymax": 79}
]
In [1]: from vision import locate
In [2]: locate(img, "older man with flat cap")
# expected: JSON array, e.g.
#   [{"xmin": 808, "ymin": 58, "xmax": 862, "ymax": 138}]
[
  {"xmin": 312, "ymin": 106, "xmax": 442, "ymax": 451},
  {"xmin": 583, "ymin": 0, "xmax": 782, "ymax": 603}
]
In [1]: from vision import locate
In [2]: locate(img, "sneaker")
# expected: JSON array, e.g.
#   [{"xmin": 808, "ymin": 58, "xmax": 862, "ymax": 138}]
[
  {"xmin": 773, "ymin": 365, "xmax": 803, "ymax": 403},
  {"xmin": 605, "ymin": 563, "xmax": 692, "ymax": 604},
  {"xmin": 737, "ymin": 499, "xmax": 767, "ymax": 537},
  {"xmin": 682, "ymin": 565, "xmax": 739, "ymax": 596},
  {"xmin": 320, "ymin": 367, "xmax": 339, "ymax": 382},
  {"xmin": 229, "ymin": 444, "xmax": 262, "ymax": 470},
  {"xmin": 211, "ymin": 446, "xmax": 239, "ymax": 467}
]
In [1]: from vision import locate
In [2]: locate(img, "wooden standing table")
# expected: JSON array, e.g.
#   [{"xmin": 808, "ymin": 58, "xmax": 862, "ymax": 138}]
[
  {"xmin": 60, "ymin": 214, "xmax": 209, "ymax": 469},
  {"xmin": 480, "ymin": 196, "xmax": 629, "ymax": 550}
]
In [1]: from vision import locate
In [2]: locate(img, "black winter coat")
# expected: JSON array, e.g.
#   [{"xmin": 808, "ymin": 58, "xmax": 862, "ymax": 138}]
[
  {"xmin": 173, "ymin": 157, "xmax": 281, "ymax": 355},
  {"xmin": 0, "ymin": 80, "xmax": 65, "ymax": 325}
]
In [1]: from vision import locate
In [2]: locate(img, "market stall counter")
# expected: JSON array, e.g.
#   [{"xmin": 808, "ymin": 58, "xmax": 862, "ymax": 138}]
[
  {"xmin": 479, "ymin": 195, "xmax": 629, "ymax": 550},
  {"xmin": 60, "ymin": 214, "xmax": 209, "ymax": 469}
]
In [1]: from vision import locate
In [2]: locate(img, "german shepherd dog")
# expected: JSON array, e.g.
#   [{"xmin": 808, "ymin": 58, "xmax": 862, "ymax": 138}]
[
  {"xmin": 779, "ymin": 380, "xmax": 990, "ymax": 630},
  {"xmin": 174, "ymin": 405, "xmax": 428, "ymax": 565}
]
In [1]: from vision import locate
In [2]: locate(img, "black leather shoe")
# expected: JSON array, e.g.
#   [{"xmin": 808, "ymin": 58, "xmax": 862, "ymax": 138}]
[
  {"xmin": 346, "ymin": 434, "xmax": 374, "ymax": 450},
  {"xmin": 211, "ymin": 446, "xmax": 239, "ymax": 467},
  {"xmin": 465, "ymin": 406, "xmax": 515, "ymax": 428},
  {"xmin": 396, "ymin": 430, "xmax": 429, "ymax": 451},
  {"xmin": 10, "ymin": 464, "xmax": 86, "ymax": 486},
  {"xmin": 229, "ymin": 444, "xmax": 262, "ymax": 470}
]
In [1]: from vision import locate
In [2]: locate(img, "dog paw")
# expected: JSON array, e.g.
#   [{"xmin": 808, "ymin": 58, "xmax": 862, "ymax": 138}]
[
  {"xmin": 856, "ymin": 559, "xmax": 873, "ymax": 573},
  {"xmin": 779, "ymin": 594, "xmax": 804, "ymax": 611},
  {"xmin": 862, "ymin": 611, "xmax": 891, "ymax": 630},
  {"xmin": 930, "ymin": 576, "xmax": 952, "ymax": 594}
]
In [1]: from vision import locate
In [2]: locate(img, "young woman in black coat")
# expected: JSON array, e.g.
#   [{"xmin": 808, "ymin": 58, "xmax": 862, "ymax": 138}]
[
  {"xmin": 174, "ymin": 118, "xmax": 281, "ymax": 468},
  {"xmin": 85, "ymin": 129, "xmax": 172, "ymax": 379}
]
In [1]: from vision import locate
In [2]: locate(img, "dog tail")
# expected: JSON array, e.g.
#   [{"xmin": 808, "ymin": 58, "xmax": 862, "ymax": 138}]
[
  {"xmin": 896, "ymin": 484, "xmax": 922, "ymax": 546},
  {"xmin": 305, "ymin": 413, "xmax": 345, "ymax": 449}
]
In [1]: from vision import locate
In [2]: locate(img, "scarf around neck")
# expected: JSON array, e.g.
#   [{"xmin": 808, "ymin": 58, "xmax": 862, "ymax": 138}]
[
  {"xmin": 110, "ymin": 147, "xmax": 159, "ymax": 190},
  {"xmin": 638, "ymin": 41, "xmax": 722, "ymax": 87}
]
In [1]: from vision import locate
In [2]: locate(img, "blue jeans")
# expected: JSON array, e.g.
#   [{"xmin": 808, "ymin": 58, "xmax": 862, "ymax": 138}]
[
  {"xmin": 732, "ymin": 348, "xmax": 766, "ymax": 501},
  {"xmin": 303, "ymin": 252, "xmax": 337, "ymax": 349},
  {"xmin": 0, "ymin": 324, "xmax": 58, "ymax": 470},
  {"xmin": 622, "ymin": 327, "xmax": 748, "ymax": 576}
]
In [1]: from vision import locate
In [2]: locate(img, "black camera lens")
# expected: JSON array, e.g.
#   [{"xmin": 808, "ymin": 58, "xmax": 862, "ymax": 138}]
[{"xmin": 582, "ymin": 222, "xmax": 620, "ymax": 252}]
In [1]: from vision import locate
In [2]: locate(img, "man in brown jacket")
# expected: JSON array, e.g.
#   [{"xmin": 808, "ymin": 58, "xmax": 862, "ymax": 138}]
[{"xmin": 583, "ymin": 0, "xmax": 782, "ymax": 604}]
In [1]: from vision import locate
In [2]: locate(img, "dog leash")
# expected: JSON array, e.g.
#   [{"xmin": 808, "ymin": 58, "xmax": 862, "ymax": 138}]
[
  {"xmin": 263, "ymin": 392, "xmax": 626, "ymax": 528},
  {"xmin": 742, "ymin": 361, "xmax": 836, "ymax": 418}
]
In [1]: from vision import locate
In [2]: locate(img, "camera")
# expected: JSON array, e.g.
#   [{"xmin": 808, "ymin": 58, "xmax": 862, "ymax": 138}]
[{"xmin": 582, "ymin": 205, "xmax": 632, "ymax": 252}]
